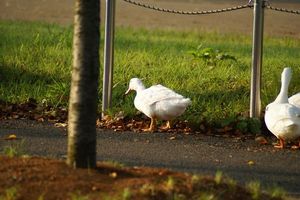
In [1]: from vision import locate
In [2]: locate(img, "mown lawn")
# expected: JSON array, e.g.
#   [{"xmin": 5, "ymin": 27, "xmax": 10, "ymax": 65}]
[{"xmin": 1, "ymin": 20, "xmax": 300, "ymax": 130}]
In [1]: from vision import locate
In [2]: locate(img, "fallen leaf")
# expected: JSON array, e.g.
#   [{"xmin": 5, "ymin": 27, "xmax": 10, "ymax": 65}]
[
  {"xmin": 102, "ymin": 115, "xmax": 112, "ymax": 121},
  {"xmin": 109, "ymin": 172, "xmax": 117, "ymax": 178},
  {"xmin": 92, "ymin": 186, "xmax": 98, "ymax": 191},
  {"xmin": 184, "ymin": 128, "xmax": 191, "ymax": 133},
  {"xmin": 12, "ymin": 114, "xmax": 20, "ymax": 119},
  {"xmin": 255, "ymin": 136, "xmax": 268, "ymax": 145},
  {"xmin": 5, "ymin": 134, "xmax": 17, "ymax": 140},
  {"xmin": 169, "ymin": 136, "xmax": 176, "ymax": 140},
  {"xmin": 224, "ymin": 126, "xmax": 233, "ymax": 132},
  {"xmin": 54, "ymin": 123, "xmax": 67, "ymax": 128},
  {"xmin": 37, "ymin": 117, "xmax": 45, "ymax": 122},
  {"xmin": 126, "ymin": 123, "xmax": 133, "ymax": 128},
  {"xmin": 114, "ymin": 111, "xmax": 125, "ymax": 120},
  {"xmin": 291, "ymin": 145, "xmax": 299, "ymax": 150},
  {"xmin": 247, "ymin": 160, "xmax": 255, "ymax": 166},
  {"xmin": 158, "ymin": 170, "xmax": 169, "ymax": 176},
  {"xmin": 96, "ymin": 119, "xmax": 103, "ymax": 126}
]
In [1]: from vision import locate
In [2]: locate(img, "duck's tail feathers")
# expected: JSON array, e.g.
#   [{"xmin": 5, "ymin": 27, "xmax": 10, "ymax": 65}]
[{"xmin": 182, "ymin": 98, "xmax": 192, "ymax": 106}]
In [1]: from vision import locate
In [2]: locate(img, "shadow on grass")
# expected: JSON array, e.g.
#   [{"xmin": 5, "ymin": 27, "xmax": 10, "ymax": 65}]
[{"xmin": 0, "ymin": 62, "xmax": 70, "ymax": 104}]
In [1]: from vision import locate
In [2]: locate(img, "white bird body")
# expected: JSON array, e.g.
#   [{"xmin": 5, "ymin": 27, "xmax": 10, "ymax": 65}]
[
  {"xmin": 265, "ymin": 102, "xmax": 300, "ymax": 141},
  {"xmin": 264, "ymin": 67, "xmax": 300, "ymax": 148},
  {"xmin": 126, "ymin": 78, "xmax": 191, "ymax": 131},
  {"xmin": 289, "ymin": 92, "xmax": 300, "ymax": 108}
]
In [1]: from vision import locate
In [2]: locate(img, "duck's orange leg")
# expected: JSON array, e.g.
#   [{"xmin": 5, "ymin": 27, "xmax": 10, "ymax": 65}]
[
  {"xmin": 143, "ymin": 118, "xmax": 157, "ymax": 132},
  {"xmin": 161, "ymin": 121, "xmax": 172, "ymax": 131},
  {"xmin": 274, "ymin": 137, "xmax": 285, "ymax": 149}
]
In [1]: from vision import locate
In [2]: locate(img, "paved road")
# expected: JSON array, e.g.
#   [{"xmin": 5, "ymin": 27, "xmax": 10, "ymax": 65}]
[{"xmin": 0, "ymin": 119, "xmax": 299, "ymax": 198}]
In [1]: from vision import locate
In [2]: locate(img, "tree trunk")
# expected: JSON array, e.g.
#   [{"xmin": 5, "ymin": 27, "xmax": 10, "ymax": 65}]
[{"xmin": 67, "ymin": 0, "xmax": 100, "ymax": 168}]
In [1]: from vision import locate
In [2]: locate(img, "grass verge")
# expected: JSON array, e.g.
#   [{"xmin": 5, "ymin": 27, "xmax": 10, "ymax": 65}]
[{"xmin": 1, "ymin": 20, "xmax": 300, "ymax": 132}]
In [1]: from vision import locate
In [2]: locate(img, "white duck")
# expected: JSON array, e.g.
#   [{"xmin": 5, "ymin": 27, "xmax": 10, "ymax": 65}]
[
  {"xmin": 289, "ymin": 93, "xmax": 300, "ymax": 108},
  {"xmin": 125, "ymin": 78, "xmax": 191, "ymax": 132},
  {"xmin": 264, "ymin": 67, "xmax": 300, "ymax": 149},
  {"xmin": 287, "ymin": 68, "xmax": 300, "ymax": 107}
]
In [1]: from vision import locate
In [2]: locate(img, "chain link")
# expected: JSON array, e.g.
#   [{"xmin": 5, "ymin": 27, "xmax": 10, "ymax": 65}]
[
  {"xmin": 122, "ymin": 0, "xmax": 300, "ymax": 16},
  {"xmin": 266, "ymin": 6, "xmax": 300, "ymax": 15},
  {"xmin": 122, "ymin": 0, "xmax": 252, "ymax": 15}
]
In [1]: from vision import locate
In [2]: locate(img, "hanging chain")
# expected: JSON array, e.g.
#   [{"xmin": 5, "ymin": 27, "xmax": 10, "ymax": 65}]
[
  {"xmin": 122, "ymin": 0, "xmax": 300, "ymax": 15},
  {"xmin": 122, "ymin": 0, "xmax": 252, "ymax": 15},
  {"xmin": 266, "ymin": 6, "xmax": 300, "ymax": 15}
]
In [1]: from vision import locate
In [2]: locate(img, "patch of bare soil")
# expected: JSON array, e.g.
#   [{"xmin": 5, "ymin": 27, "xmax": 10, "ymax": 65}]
[{"xmin": 0, "ymin": 156, "xmax": 282, "ymax": 200}]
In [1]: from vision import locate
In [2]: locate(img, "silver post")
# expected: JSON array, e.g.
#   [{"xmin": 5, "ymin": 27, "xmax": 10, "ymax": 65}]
[
  {"xmin": 102, "ymin": 0, "xmax": 116, "ymax": 117},
  {"xmin": 250, "ymin": 0, "xmax": 264, "ymax": 118}
]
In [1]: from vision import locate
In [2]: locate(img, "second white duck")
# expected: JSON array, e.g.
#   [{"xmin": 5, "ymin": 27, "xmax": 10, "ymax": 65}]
[
  {"xmin": 264, "ymin": 67, "xmax": 300, "ymax": 149},
  {"xmin": 125, "ymin": 78, "xmax": 191, "ymax": 132},
  {"xmin": 289, "ymin": 93, "xmax": 300, "ymax": 108}
]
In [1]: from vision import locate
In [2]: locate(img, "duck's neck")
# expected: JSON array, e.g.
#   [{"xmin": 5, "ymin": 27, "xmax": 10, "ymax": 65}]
[
  {"xmin": 274, "ymin": 73, "xmax": 290, "ymax": 103},
  {"xmin": 274, "ymin": 89, "xmax": 288, "ymax": 103},
  {"xmin": 135, "ymin": 84, "xmax": 146, "ymax": 93}
]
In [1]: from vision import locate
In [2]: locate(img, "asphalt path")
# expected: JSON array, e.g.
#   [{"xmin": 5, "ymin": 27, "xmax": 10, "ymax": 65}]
[{"xmin": 0, "ymin": 119, "xmax": 299, "ymax": 198}]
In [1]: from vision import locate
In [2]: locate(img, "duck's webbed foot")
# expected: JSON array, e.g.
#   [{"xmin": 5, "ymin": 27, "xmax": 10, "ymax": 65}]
[
  {"xmin": 274, "ymin": 138, "xmax": 285, "ymax": 149},
  {"xmin": 160, "ymin": 121, "xmax": 172, "ymax": 131},
  {"xmin": 291, "ymin": 139, "xmax": 300, "ymax": 150},
  {"xmin": 142, "ymin": 118, "xmax": 157, "ymax": 132}
]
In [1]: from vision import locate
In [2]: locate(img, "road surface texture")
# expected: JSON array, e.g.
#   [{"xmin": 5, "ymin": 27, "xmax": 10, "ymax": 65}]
[{"xmin": 0, "ymin": 120, "xmax": 299, "ymax": 198}]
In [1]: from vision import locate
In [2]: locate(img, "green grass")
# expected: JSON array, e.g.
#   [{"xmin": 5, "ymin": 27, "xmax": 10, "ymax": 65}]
[
  {"xmin": 2, "ymin": 140, "xmax": 26, "ymax": 158},
  {"xmin": 0, "ymin": 187, "xmax": 18, "ymax": 200},
  {"xmin": 1, "ymin": 20, "xmax": 300, "ymax": 128},
  {"xmin": 247, "ymin": 181, "xmax": 261, "ymax": 200}
]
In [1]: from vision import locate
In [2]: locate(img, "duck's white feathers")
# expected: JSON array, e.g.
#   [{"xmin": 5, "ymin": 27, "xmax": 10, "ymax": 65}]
[
  {"xmin": 265, "ymin": 103, "xmax": 300, "ymax": 140},
  {"xmin": 129, "ymin": 80, "xmax": 191, "ymax": 120},
  {"xmin": 136, "ymin": 84, "xmax": 186, "ymax": 105},
  {"xmin": 134, "ymin": 84, "xmax": 191, "ymax": 120},
  {"xmin": 264, "ymin": 67, "xmax": 300, "ymax": 141},
  {"xmin": 289, "ymin": 92, "xmax": 300, "ymax": 108}
]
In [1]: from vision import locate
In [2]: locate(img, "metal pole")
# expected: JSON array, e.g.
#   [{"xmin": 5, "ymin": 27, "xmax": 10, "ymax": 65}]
[
  {"xmin": 250, "ymin": 0, "xmax": 264, "ymax": 118},
  {"xmin": 102, "ymin": 0, "xmax": 116, "ymax": 117}
]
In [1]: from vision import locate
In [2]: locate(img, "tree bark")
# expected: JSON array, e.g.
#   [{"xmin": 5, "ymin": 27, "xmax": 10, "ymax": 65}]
[{"xmin": 67, "ymin": 0, "xmax": 100, "ymax": 168}]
